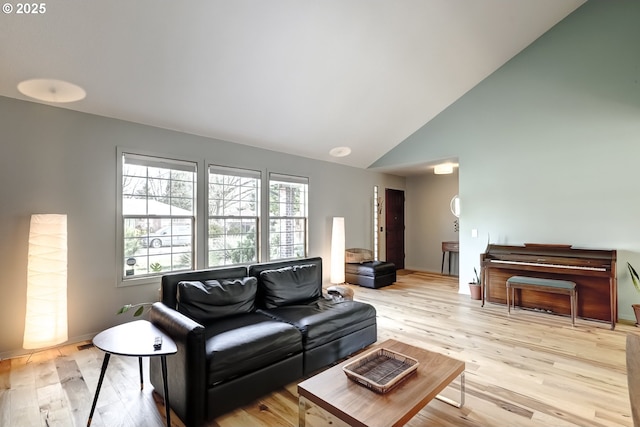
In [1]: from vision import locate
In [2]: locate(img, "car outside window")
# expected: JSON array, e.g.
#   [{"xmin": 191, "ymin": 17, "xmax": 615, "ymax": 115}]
[{"xmin": 120, "ymin": 152, "xmax": 196, "ymax": 281}]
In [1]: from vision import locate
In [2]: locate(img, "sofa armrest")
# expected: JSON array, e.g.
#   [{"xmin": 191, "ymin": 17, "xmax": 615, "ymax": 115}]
[{"xmin": 149, "ymin": 302, "xmax": 206, "ymax": 427}]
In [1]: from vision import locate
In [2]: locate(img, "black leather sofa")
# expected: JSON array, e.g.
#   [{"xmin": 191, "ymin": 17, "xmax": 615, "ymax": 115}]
[{"xmin": 148, "ymin": 257, "xmax": 377, "ymax": 427}]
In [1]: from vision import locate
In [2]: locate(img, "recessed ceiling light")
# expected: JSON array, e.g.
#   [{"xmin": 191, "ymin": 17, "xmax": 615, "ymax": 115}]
[
  {"xmin": 329, "ymin": 146, "xmax": 352, "ymax": 158},
  {"xmin": 434, "ymin": 163, "xmax": 454, "ymax": 174},
  {"xmin": 17, "ymin": 78, "xmax": 86, "ymax": 103}
]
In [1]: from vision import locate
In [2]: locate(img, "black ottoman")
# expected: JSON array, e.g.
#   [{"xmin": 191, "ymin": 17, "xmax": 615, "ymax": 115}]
[{"xmin": 345, "ymin": 261, "xmax": 396, "ymax": 289}]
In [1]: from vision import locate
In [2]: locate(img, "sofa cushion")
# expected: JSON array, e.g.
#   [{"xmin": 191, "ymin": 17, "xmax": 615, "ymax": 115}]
[
  {"xmin": 259, "ymin": 264, "xmax": 321, "ymax": 309},
  {"xmin": 177, "ymin": 277, "xmax": 257, "ymax": 323},
  {"xmin": 259, "ymin": 299, "xmax": 377, "ymax": 349},
  {"xmin": 204, "ymin": 312, "xmax": 302, "ymax": 385}
]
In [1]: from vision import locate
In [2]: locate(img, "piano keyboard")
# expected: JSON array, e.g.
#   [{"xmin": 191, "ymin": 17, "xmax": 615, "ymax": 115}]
[{"xmin": 490, "ymin": 259, "xmax": 607, "ymax": 272}]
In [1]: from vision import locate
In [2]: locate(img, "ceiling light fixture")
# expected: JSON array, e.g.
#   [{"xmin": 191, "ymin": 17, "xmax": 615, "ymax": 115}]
[
  {"xmin": 17, "ymin": 78, "xmax": 86, "ymax": 103},
  {"xmin": 434, "ymin": 163, "xmax": 454, "ymax": 175},
  {"xmin": 329, "ymin": 146, "xmax": 352, "ymax": 158}
]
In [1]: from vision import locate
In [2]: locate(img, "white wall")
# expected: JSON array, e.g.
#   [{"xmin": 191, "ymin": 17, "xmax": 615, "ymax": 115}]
[
  {"xmin": 372, "ymin": 0, "xmax": 640, "ymax": 322},
  {"xmin": 405, "ymin": 169, "xmax": 459, "ymax": 273},
  {"xmin": 0, "ymin": 96, "xmax": 404, "ymax": 356}
]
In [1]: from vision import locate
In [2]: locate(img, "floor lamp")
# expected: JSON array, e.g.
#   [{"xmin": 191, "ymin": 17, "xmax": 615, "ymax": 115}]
[
  {"xmin": 330, "ymin": 217, "xmax": 345, "ymax": 284},
  {"xmin": 23, "ymin": 214, "xmax": 68, "ymax": 351}
]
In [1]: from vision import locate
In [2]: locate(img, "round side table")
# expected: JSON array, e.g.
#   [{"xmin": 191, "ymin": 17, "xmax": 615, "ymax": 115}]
[{"xmin": 87, "ymin": 319, "xmax": 177, "ymax": 427}]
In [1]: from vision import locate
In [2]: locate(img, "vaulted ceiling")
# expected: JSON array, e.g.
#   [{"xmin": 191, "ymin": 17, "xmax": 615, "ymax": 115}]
[{"xmin": 0, "ymin": 0, "xmax": 585, "ymax": 173}]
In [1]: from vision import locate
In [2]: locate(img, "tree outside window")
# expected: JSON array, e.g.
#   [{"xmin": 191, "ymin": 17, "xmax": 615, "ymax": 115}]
[
  {"xmin": 208, "ymin": 166, "xmax": 260, "ymax": 267},
  {"xmin": 268, "ymin": 173, "xmax": 308, "ymax": 261},
  {"xmin": 121, "ymin": 153, "xmax": 196, "ymax": 280}
]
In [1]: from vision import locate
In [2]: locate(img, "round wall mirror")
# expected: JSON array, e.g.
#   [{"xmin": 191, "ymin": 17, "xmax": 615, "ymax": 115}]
[{"xmin": 450, "ymin": 195, "xmax": 460, "ymax": 218}]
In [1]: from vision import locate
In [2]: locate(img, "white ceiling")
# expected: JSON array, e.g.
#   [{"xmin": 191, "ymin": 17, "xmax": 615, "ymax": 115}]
[{"xmin": 0, "ymin": 0, "xmax": 585, "ymax": 174}]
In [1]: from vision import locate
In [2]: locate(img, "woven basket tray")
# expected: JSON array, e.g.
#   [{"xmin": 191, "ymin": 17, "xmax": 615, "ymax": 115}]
[
  {"xmin": 343, "ymin": 348, "xmax": 419, "ymax": 394},
  {"xmin": 345, "ymin": 248, "xmax": 373, "ymax": 264}
]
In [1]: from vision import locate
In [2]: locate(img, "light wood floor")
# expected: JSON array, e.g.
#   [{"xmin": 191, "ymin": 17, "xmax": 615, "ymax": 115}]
[{"xmin": 1, "ymin": 271, "xmax": 635, "ymax": 427}]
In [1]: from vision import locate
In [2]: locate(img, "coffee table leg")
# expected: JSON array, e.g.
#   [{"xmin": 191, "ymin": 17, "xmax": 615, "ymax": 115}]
[
  {"xmin": 298, "ymin": 395, "xmax": 307, "ymax": 427},
  {"xmin": 460, "ymin": 371, "xmax": 465, "ymax": 407},
  {"xmin": 87, "ymin": 353, "xmax": 111, "ymax": 426},
  {"xmin": 161, "ymin": 355, "xmax": 171, "ymax": 427},
  {"xmin": 435, "ymin": 372, "xmax": 465, "ymax": 408}
]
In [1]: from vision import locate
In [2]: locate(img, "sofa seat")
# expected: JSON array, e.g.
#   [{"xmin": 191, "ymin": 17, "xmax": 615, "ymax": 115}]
[
  {"xmin": 259, "ymin": 298, "xmax": 376, "ymax": 349},
  {"xmin": 204, "ymin": 312, "xmax": 302, "ymax": 385}
]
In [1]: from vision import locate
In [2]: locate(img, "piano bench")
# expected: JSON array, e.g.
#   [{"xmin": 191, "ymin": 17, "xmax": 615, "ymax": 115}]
[{"xmin": 506, "ymin": 276, "xmax": 577, "ymax": 326}]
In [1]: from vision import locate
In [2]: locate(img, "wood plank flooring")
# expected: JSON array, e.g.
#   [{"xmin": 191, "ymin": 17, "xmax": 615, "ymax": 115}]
[{"xmin": 0, "ymin": 271, "xmax": 635, "ymax": 426}]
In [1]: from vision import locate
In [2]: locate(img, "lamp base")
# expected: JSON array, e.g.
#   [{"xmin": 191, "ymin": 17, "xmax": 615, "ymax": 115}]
[{"xmin": 23, "ymin": 346, "xmax": 64, "ymax": 364}]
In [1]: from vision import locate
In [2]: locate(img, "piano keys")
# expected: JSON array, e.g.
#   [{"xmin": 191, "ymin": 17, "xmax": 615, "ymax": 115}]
[{"xmin": 481, "ymin": 243, "xmax": 617, "ymax": 329}]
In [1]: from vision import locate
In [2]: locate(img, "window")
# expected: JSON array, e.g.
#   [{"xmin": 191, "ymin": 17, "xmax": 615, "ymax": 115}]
[
  {"xmin": 268, "ymin": 173, "xmax": 308, "ymax": 260},
  {"xmin": 118, "ymin": 150, "xmax": 310, "ymax": 283},
  {"xmin": 208, "ymin": 165, "xmax": 260, "ymax": 266},
  {"xmin": 120, "ymin": 153, "xmax": 197, "ymax": 281}
]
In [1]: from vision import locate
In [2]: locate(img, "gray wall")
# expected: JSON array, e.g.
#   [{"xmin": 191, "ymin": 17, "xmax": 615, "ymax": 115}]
[
  {"xmin": 373, "ymin": 0, "xmax": 640, "ymax": 322},
  {"xmin": 405, "ymin": 169, "xmax": 459, "ymax": 273},
  {"xmin": 0, "ymin": 96, "xmax": 404, "ymax": 356}
]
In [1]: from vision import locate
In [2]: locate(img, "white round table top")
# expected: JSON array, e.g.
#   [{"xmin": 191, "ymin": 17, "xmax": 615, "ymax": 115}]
[{"xmin": 92, "ymin": 319, "xmax": 177, "ymax": 357}]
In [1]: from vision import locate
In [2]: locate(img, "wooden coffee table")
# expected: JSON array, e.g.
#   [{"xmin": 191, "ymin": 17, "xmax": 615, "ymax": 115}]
[{"xmin": 297, "ymin": 339, "xmax": 465, "ymax": 427}]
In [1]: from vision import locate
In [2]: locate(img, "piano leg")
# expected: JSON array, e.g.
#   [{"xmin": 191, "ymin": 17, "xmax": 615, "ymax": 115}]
[{"xmin": 481, "ymin": 269, "xmax": 487, "ymax": 307}]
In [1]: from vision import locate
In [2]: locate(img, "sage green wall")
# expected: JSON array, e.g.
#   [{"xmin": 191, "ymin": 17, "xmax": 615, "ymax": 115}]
[
  {"xmin": 0, "ymin": 96, "xmax": 404, "ymax": 357},
  {"xmin": 372, "ymin": 0, "xmax": 640, "ymax": 322}
]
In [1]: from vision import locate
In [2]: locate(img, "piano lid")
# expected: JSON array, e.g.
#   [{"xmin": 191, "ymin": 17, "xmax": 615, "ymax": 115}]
[{"xmin": 482, "ymin": 243, "xmax": 616, "ymax": 268}]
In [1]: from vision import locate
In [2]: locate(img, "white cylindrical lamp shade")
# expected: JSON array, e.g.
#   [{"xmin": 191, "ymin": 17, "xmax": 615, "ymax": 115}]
[
  {"xmin": 330, "ymin": 217, "xmax": 345, "ymax": 284},
  {"xmin": 23, "ymin": 214, "xmax": 68, "ymax": 349}
]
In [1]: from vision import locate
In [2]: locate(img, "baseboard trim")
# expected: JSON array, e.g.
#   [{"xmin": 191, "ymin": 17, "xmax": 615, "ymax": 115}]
[{"xmin": 0, "ymin": 332, "xmax": 97, "ymax": 361}]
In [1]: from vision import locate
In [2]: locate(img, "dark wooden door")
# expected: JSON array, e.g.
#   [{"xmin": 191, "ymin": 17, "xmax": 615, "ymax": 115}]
[{"xmin": 385, "ymin": 188, "xmax": 405, "ymax": 269}]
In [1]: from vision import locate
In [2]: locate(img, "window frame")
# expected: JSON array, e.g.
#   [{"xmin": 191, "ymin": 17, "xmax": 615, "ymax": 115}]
[
  {"xmin": 116, "ymin": 148, "xmax": 202, "ymax": 287},
  {"xmin": 116, "ymin": 147, "xmax": 311, "ymax": 286},
  {"xmin": 267, "ymin": 172, "xmax": 309, "ymax": 261},
  {"xmin": 207, "ymin": 164, "xmax": 261, "ymax": 267}
]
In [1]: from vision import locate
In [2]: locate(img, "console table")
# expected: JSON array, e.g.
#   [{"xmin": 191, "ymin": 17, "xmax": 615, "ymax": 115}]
[
  {"xmin": 87, "ymin": 320, "xmax": 177, "ymax": 427},
  {"xmin": 441, "ymin": 241, "xmax": 459, "ymax": 275}
]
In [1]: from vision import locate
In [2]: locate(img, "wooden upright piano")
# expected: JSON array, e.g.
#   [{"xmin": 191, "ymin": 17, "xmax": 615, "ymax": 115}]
[{"xmin": 481, "ymin": 243, "xmax": 617, "ymax": 329}]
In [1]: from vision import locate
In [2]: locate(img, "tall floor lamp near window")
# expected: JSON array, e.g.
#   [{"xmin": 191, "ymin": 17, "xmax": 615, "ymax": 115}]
[
  {"xmin": 23, "ymin": 214, "xmax": 68, "ymax": 350},
  {"xmin": 330, "ymin": 217, "xmax": 345, "ymax": 284}
]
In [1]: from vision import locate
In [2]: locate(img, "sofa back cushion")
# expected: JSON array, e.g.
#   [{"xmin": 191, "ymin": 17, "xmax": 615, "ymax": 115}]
[
  {"xmin": 177, "ymin": 276, "xmax": 257, "ymax": 323},
  {"xmin": 259, "ymin": 264, "xmax": 321, "ymax": 309},
  {"xmin": 161, "ymin": 266, "xmax": 248, "ymax": 309}
]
